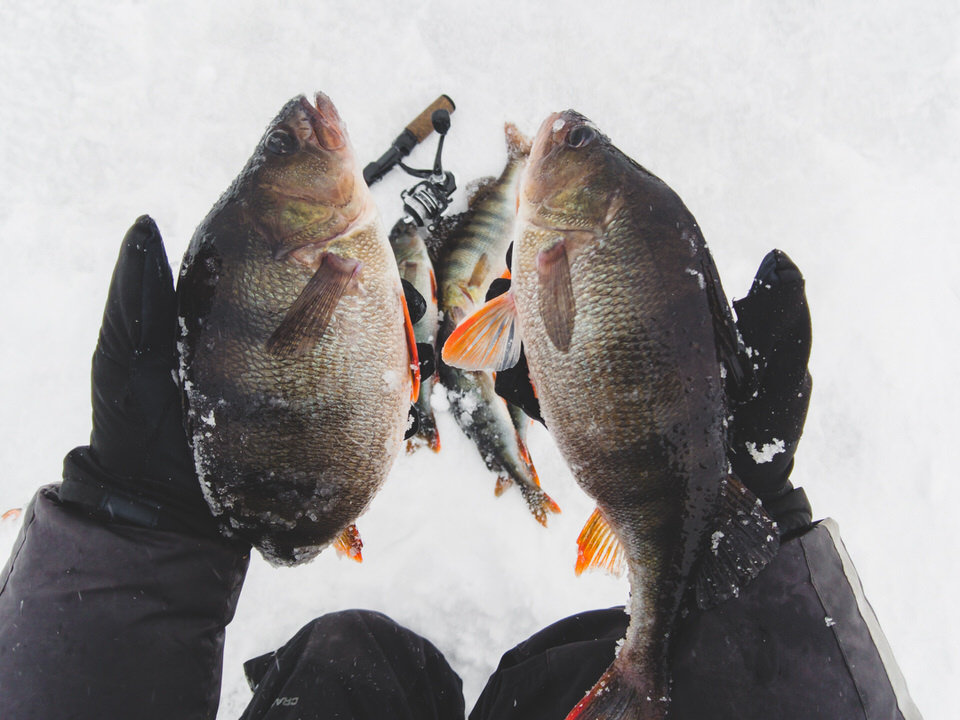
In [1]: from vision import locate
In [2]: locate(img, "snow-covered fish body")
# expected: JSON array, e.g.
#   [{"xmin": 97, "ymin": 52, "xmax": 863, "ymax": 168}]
[
  {"xmin": 177, "ymin": 93, "xmax": 418, "ymax": 566},
  {"xmin": 444, "ymin": 110, "xmax": 777, "ymax": 718}
]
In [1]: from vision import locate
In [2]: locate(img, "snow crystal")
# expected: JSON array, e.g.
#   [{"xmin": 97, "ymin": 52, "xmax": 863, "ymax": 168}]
[
  {"xmin": 381, "ymin": 370, "xmax": 402, "ymax": 392},
  {"xmin": 685, "ymin": 267, "xmax": 706, "ymax": 289},
  {"xmin": 746, "ymin": 439, "xmax": 786, "ymax": 464},
  {"xmin": 825, "ymin": 616, "xmax": 836, "ymax": 628},
  {"xmin": 201, "ymin": 410, "xmax": 216, "ymax": 427},
  {"xmin": 552, "ymin": 118, "xmax": 565, "ymax": 132},
  {"xmin": 711, "ymin": 530, "xmax": 725, "ymax": 555}
]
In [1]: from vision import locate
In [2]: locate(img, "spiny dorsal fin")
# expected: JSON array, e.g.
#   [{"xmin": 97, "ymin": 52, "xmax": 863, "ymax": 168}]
[
  {"xmin": 266, "ymin": 253, "xmax": 359, "ymax": 358},
  {"xmin": 694, "ymin": 475, "xmax": 780, "ymax": 609},
  {"xmin": 575, "ymin": 507, "xmax": 626, "ymax": 577},
  {"xmin": 441, "ymin": 291, "xmax": 522, "ymax": 372},
  {"xmin": 537, "ymin": 240, "xmax": 575, "ymax": 351},
  {"xmin": 334, "ymin": 524, "xmax": 363, "ymax": 563}
]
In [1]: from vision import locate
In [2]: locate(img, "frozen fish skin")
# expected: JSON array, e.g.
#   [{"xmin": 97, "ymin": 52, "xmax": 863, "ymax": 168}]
[
  {"xmin": 444, "ymin": 110, "xmax": 777, "ymax": 719},
  {"xmin": 178, "ymin": 93, "xmax": 418, "ymax": 566}
]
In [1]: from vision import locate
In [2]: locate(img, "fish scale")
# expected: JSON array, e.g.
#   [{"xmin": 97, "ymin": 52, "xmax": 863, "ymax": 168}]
[{"xmin": 178, "ymin": 93, "xmax": 415, "ymax": 567}]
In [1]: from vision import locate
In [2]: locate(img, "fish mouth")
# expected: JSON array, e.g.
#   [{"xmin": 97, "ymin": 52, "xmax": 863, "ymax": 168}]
[
  {"xmin": 522, "ymin": 110, "xmax": 594, "ymax": 204},
  {"xmin": 299, "ymin": 93, "xmax": 347, "ymax": 151},
  {"xmin": 519, "ymin": 110, "xmax": 608, "ymax": 231}
]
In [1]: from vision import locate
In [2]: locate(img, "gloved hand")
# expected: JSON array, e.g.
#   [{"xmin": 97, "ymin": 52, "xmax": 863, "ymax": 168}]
[
  {"xmin": 59, "ymin": 216, "xmax": 228, "ymax": 538},
  {"xmin": 60, "ymin": 219, "xmax": 438, "ymax": 530},
  {"xmin": 728, "ymin": 249, "xmax": 813, "ymax": 537}
]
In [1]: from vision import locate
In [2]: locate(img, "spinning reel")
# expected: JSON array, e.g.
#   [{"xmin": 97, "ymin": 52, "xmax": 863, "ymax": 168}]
[{"xmin": 363, "ymin": 95, "xmax": 457, "ymax": 230}]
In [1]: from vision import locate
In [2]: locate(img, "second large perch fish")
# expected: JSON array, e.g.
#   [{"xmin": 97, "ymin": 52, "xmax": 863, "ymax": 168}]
[
  {"xmin": 178, "ymin": 93, "xmax": 418, "ymax": 566},
  {"xmin": 444, "ymin": 112, "xmax": 778, "ymax": 719}
]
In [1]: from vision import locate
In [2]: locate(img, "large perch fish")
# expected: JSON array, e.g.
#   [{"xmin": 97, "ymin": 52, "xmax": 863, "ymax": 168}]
[
  {"xmin": 435, "ymin": 123, "xmax": 560, "ymax": 525},
  {"xmin": 178, "ymin": 93, "xmax": 419, "ymax": 566},
  {"xmin": 444, "ymin": 111, "xmax": 778, "ymax": 718}
]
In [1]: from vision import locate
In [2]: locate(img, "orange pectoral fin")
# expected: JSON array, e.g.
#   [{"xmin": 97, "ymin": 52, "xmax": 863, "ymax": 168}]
[
  {"xmin": 401, "ymin": 292, "xmax": 421, "ymax": 402},
  {"xmin": 267, "ymin": 253, "xmax": 360, "ymax": 358},
  {"xmin": 441, "ymin": 291, "xmax": 522, "ymax": 372},
  {"xmin": 334, "ymin": 524, "xmax": 363, "ymax": 563},
  {"xmin": 575, "ymin": 507, "xmax": 625, "ymax": 577}
]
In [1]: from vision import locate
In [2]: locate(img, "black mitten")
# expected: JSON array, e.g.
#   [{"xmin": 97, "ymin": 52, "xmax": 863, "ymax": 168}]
[
  {"xmin": 729, "ymin": 250, "xmax": 813, "ymax": 536},
  {"xmin": 60, "ymin": 216, "xmax": 224, "ymax": 538}
]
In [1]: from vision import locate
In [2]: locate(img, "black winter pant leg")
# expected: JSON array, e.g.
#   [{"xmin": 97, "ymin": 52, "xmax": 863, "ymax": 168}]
[
  {"xmin": 240, "ymin": 609, "xmax": 465, "ymax": 720},
  {"xmin": 470, "ymin": 520, "xmax": 921, "ymax": 720}
]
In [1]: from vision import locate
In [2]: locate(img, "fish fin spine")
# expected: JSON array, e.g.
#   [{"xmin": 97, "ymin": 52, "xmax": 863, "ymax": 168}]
[
  {"xmin": 537, "ymin": 240, "xmax": 576, "ymax": 351},
  {"xmin": 334, "ymin": 524, "xmax": 363, "ymax": 563},
  {"xmin": 441, "ymin": 291, "xmax": 523, "ymax": 371},
  {"xmin": 694, "ymin": 474, "xmax": 780, "ymax": 609},
  {"xmin": 576, "ymin": 507, "xmax": 626, "ymax": 577},
  {"xmin": 266, "ymin": 252, "xmax": 359, "ymax": 358}
]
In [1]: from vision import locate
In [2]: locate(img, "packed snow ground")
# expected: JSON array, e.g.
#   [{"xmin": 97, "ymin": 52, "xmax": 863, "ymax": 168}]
[{"xmin": 1, "ymin": 2, "xmax": 957, "ymax": 717}]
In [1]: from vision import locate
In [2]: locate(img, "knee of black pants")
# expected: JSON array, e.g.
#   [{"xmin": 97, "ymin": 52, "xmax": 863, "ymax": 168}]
[{"xmin": 240, "ymin": 609, "xmax": 465, "ymax": 720}]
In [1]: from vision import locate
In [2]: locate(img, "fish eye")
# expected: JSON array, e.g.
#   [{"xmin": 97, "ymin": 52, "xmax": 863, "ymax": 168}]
[
  {"xmin": 266, "ymin": 128, "xmax": 298, "ymax": 156},
  {"xmin": 566, "ymin": 126, "xmax": 597, "ymax": 148}
]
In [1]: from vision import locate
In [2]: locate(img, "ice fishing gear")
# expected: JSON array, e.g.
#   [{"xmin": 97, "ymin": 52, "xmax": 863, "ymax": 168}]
[
  {"xmin": 398, "ymin": 109, "xmax": 456, "ymax": 228},
  {"xmin": 363, "ymin": 95, "xmax": 455, "ymax": 185},
  {"xmin": 363, "ymin": 95, "xmax": 457, "ymax": 230}
]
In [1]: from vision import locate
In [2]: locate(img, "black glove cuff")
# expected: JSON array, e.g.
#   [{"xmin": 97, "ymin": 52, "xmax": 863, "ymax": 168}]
[
  {"xmin": 765, "ymin": 486, "xmax": 813, "ymax": 540},
  {"xmin": 61, "ymin": 446, "xmax": 227, "ymax": 540}
]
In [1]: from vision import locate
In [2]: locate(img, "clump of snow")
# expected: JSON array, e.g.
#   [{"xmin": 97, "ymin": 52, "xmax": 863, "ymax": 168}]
[
  {"xmin": 685, "ymin": 267, "xmax": 706, "ymax": 289},
  {"xmin": 746, "ymin": 439, "xmax": 786, "ymax": 464},
  {"xmin": 710, "ymin": 530, "xmax": 725, "ymax": 555}
]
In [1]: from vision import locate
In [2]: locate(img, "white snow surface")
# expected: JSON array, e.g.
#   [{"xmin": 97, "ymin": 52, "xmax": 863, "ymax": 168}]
[{"xmin": 1, "ymin": 1, "xmax": 957, "ymax": 717}]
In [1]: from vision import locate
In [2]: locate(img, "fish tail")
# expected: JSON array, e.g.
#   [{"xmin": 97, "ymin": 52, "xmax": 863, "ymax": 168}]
[
  {"xmin": 405, "ymin": 412, "xmax": 441, "ymax": 454},
  {"xmin": 504, "ymin": 122, "xmax": 533, "ymax": 161},
  {"xmin": 566, "ymin": 662, "xmax": 668, "ymax": 720},
  {"xmin": 517, "ymin": 481, "xmax": 561, "ymax": 527}
]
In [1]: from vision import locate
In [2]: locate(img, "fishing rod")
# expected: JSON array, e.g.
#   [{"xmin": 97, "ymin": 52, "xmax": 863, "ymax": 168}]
[{"xmin": 363, "ymin": 94, "xmax": 457, "ymax": 230}]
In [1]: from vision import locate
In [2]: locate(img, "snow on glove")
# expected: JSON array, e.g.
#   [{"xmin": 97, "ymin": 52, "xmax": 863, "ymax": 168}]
[
  {"xmin": 60, "ymin": 216, "xmax": 225, "ymax": 538},
  {"xmin": 729, "ymin": 249, "xmax": 813, "ymax": 537}
]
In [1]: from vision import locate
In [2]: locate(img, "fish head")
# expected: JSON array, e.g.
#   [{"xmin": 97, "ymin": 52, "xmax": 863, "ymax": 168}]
[
  {"xmin": 243, "ymin": 92, "xmax": 370, "ymax": 261},
  {"xmin": 520, "ymin": 110, "xmax": 624, "ymax": 233}
]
